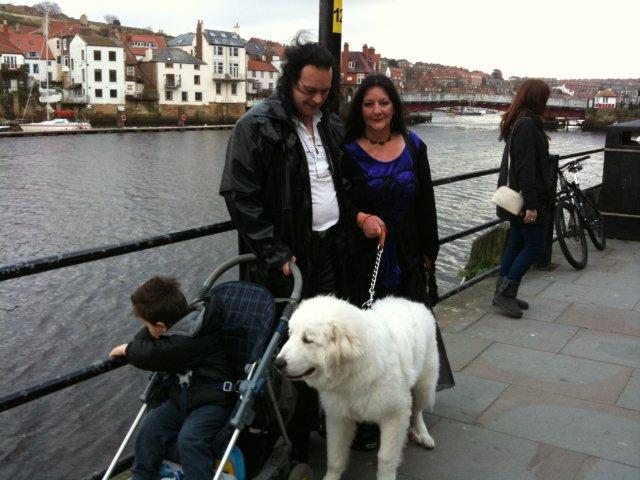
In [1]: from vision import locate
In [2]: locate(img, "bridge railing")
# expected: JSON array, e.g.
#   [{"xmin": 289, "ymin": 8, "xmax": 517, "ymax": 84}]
[{"xmin": 401, "ymin": 92, "xmax": 588, "ymax": 109}]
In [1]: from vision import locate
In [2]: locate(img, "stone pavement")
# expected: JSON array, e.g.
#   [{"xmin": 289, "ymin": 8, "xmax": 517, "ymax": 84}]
[{"xmin": 307, "ymin": 238, "xmax": 640, "ymax": 480}]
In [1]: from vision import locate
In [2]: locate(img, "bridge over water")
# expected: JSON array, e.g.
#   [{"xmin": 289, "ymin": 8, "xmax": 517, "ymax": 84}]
[{"xmin": 401, "ymin": 93, "xmax": 588, "ymax": 119}]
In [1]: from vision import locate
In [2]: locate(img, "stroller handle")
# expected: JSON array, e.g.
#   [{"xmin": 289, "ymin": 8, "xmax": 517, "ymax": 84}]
[{"xmin": 198, "ymin": 253, "xmax": 303, "ymax": 303}]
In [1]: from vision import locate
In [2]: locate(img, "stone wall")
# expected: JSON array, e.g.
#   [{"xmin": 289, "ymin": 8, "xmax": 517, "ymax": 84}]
[
  {"xmin": 584, "ymin": 108, "xmax": 640, "ymax": 131},
  {"xmin": 60, "ymin": 101, "xmax": 246, "ymax": 126}
]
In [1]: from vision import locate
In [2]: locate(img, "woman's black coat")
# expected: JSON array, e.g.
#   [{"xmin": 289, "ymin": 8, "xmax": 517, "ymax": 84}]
[{"xmin": 496, "ymin": 109, "xmax": 553, "ymax": 225}]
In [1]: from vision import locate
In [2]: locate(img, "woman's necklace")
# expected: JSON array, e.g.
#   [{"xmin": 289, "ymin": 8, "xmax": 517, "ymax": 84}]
[{"xmin": 364, "ymin": 132, "xmax": 392, "ymax": 145}]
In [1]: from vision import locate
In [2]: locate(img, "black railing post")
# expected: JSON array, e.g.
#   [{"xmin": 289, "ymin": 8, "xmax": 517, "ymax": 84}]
[
  {"xmin": 319, "ymin": 0, "xmax": 342, "ymax": 114},
  {"xmin": 537, "ymin": 154, "xmax": 560, "ymax": 268}
]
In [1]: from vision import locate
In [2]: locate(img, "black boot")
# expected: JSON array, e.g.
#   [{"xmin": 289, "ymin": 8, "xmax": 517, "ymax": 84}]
[
  {"xmin": 493, "ymin": 277, "xmax": 523, "ymax": 319},
  {"xmin": 495, "ymin": 276, "xmax": 529, "ymax": 310}
]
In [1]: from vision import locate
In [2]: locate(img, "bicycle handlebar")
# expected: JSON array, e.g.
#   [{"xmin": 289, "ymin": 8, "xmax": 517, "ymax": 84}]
[{"xmin": 558, "ymin": 155, "xmax": 590, "ymax": 171}]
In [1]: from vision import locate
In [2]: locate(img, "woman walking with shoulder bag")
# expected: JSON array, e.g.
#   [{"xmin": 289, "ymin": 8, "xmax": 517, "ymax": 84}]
[{"xmin": 494, "ymin": 79, "xmax": 552, "ymax": 319}]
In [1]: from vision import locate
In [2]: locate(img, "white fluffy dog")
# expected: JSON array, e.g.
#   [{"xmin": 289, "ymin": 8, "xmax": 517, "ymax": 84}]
[{"xmin": 275, "ymin": 295, "xmax": 439, "ymax": 480}]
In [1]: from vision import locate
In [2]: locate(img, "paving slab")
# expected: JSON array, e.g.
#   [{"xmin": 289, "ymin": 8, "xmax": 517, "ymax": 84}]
[
  {"xmin": 556, "ymin": 303, "xmax": 640, "ymax": 337},
  {"xmin": 608, "ymin": 259, "xmax": 640, "ymax": 277},
  {"xmin": 476, "ymin": 385, "xmax": 640, "ymax": 467},
  {"xmin": 433, "ymin": 304, "xmax": 485, "ymax": 334},
  {"xmin": 538, "ymin": 282, "xmax": 640, "ymax": 310},
  {"xmin": 518, "ymin": 277, "xmax": 555, "ymax": 296},
  {"xmin": 575, "ymin": 270, "xmax": 640, "ymax": 292},
  {"xmin": 461, "ymin": 314, "xmax": 579, "ymax": 353},
  {"xmin": 463, "ymin": 343, "xmax": 632, "ymax": 405},
  {"xmin": 617, "ymin": 369, "xmax": 640, "ymax": 411},
  {"xmin": 578, "ymin": 256, "xmax": 622, "ymax": 273},
  {"xmin": 399, "ymin": 419, "xmax": 586, "ymax": 480},
  {"xmin": 432, "ymin": 372, "xmax": 508, "ymax": 423},
  {"xmin": 561, "ymin": 330, "xmax": 640, "ymax": 369},
  {"xmin": 440, "ymin": 332, "xmax": 492, "ymax": 371},
  {"xmin": 518, "ymin": 296, "xmax": 571, "ymax": 322},
  {"xmin": 574, "ymin": 457, "xmax": 640, "ymax": 480}
]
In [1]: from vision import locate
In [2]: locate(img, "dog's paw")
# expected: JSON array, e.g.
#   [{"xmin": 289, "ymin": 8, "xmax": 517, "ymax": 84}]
[{"xmin": 409, "ymin": 429, "xmax": 435, "ymax": 449}]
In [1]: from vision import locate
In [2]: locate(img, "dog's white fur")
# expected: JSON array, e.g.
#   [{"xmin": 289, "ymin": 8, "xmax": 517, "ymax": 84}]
[{"xmin": 276, "ymin": 295, "xmax": 439, "ymax": 480}]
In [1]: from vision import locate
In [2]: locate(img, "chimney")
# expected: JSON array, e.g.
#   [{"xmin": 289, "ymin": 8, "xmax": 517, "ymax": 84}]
[
  {"xmin": 144, "ymin": 48, "xmax": 153, "ymax": 62},
  {"xmin": 15, "ymin": 22, "xmax": 22, "ymax": 33},
  {"xmin": 233, "ymin": 22, "xmax": 240, "ymax": 36},
  {"xmin": 195, "ymin": 20, "xmax": 203, "ymax": 61},
  {"xmin": 341, "ymin": 42, "xmax": 349, "ymax": 74},
  {"xmin": 2, "ymin": 20, "xmax": 8, "ymax": 34},
  {"xmin": 80, "ymin": 14, "xmax": 88, "ymax": 27}
]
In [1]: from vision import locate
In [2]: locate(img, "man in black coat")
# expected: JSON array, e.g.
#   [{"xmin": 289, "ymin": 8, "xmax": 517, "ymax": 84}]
[{"xmin": 219, "ymin": 38, "xmax": 346, "ymax": 461}]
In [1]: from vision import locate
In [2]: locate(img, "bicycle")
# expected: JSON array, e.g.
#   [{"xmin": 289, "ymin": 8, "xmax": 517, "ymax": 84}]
[{"xmin": 554, "ymin": 155, "xmax": 606, "ymax": 269}]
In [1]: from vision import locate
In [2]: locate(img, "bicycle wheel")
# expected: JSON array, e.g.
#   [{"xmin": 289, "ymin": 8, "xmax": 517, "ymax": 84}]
[
  {"xmin": 555, "ymin": 200, "xmax": 588, "ymax": 269},
  {"xmin": 585, "ymin": 213, "xmax": 606, "ymax": 250}
]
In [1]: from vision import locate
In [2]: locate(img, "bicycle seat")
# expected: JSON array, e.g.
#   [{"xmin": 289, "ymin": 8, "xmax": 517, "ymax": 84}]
[{"xmin": 567, "ymin": 163, "xmax": 583, "ymax": 173}]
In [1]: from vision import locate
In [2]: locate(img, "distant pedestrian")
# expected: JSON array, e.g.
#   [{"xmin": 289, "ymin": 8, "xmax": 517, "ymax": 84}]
[{"xmin": 493, "ymin": 79, "xmax": 552, "ymax": 318}]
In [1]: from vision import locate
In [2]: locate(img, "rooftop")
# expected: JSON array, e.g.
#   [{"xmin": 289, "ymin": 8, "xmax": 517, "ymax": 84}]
[{"xmin": 148, "ymin": 47, "xmax": 205, "ymax": 65}]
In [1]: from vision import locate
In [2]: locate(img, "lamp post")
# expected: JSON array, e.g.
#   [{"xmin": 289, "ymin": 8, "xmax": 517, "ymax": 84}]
[{"xmin": 319, "ymin": 0, "xmax": 342, "ymax": 114}]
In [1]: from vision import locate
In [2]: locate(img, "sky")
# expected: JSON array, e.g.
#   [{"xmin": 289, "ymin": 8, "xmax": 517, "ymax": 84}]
[{"xmin": 18, "ymin": 0, "xmax": 639, "ymax": 79}]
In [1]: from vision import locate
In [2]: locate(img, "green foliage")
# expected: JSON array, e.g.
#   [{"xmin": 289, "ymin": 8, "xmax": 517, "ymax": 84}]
[{"xmin": 458, "ymin": 258, "xmax": 498, "ymax": 280}]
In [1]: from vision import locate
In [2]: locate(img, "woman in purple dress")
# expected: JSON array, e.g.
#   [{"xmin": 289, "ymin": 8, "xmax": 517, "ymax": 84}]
[{"xmin": 341, "ymin": 74, "xmax": 454, "ymax": 450}]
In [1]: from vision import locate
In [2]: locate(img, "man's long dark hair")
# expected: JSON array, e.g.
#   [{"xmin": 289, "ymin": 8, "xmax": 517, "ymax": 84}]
[
  {"xmin": 499, "ymin": 79, "xmax": 551, "ymax": 140},
  {"xmin": 277, "ymin": 33, "xmax": 335, "ymax": 116},
  {"xmin": 345, "ymin": 74, "xmax": 407, "ymax": 142}
]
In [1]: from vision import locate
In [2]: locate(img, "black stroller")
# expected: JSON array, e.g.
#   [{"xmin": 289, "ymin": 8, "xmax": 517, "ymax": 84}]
[{"xmin": 103, "ymin": 254, "xmax": 313, "ymax": 480}]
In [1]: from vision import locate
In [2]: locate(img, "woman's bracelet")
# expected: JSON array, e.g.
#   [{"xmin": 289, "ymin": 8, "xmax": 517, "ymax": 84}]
[{"xmin": 358, "ymin": 214, "xmax": 373, "ymax": 229}]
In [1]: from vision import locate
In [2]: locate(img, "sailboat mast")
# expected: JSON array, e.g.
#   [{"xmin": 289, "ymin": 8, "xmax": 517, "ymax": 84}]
[{"xmin": 45, "ymin": 9, "xmax": 50, "ymax": 120}]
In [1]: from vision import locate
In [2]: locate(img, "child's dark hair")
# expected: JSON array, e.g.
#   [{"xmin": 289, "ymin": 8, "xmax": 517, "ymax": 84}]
[{"xmin": 131, "ymin": 276, "xmax": 189, "ymax": 327}]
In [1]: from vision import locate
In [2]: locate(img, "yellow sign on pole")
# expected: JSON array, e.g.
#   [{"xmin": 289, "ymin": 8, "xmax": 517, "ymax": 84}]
[{"xmin": 332, "ymin": 0, "xmax": 343, "ymax": 34}]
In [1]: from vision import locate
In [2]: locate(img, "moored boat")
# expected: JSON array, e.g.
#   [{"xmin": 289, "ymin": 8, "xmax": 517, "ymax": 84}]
[{"xmin": 20, "ymin": 118, "xmax": 92, "ymax": 132}]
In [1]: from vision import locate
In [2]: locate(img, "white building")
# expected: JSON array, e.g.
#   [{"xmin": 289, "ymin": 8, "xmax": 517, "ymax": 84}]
[
  {"xmin": 168, "ymin": 22, "xmax": 246, "ymax": 104},
  {"xmin": 594, "ymin": 89, "xmax": 617, "ymax": 109},
  {"xmin": 8, "ymin": 33, "xmax": 57, "ymax": 84},
  {"xmin": 68, "ymin": 32, "xmax": 125, "ymax": 105},
  {"xmin": 0, "ymin": 36, "xmax": 25, "ymax": 92},
  {"xmin": 247, "ymin": 58, "xmax": 279, "ymax": 96},
  {"xmin": 139, "ymin": 47, "xmax": 208, "ymax": 105}
]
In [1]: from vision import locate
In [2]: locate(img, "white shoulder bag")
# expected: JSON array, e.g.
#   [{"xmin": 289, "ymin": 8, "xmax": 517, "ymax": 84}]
[{"xmin": 491, "ymin": 131, "xmax": 524, "ymax": 216}]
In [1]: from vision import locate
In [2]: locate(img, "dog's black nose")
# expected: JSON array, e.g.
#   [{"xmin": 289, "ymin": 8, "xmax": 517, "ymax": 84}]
[{"xmin": 274, "ymin": 357, "xmax": 287, "ymax": 370}]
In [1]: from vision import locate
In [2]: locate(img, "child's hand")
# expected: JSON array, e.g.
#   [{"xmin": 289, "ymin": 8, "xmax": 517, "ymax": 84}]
[{"xmin": 109, "ymin": 344, "xmax": 128, "ymax": 357}]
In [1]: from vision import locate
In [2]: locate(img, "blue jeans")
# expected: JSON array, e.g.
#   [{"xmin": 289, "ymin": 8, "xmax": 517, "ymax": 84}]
[
  {"xmin": 500, "ymin": 220, "xmax": 547, "ymax": 283},
  {"xmin": 131, "ymin": 400, "xmax": 230, "ymax": 480}
]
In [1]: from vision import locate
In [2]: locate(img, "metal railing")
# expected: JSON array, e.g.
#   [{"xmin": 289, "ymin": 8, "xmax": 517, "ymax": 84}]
[
  {"xmin": 400, "ymin": 92, "xmax": 589, "ymax": 109},
  {"xmin": 0, "ymin": 147, "xmax": 605, "ymax": 478}
]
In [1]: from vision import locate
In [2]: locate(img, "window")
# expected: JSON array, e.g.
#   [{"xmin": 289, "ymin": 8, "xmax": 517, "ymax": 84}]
[
  {"xmin": 95, "ymin": 88, "xmax": 103, "ymax": 98},
  {"xmin": 32, "ymin": 63, "xmax": 39, "ymax": 74},
  {"xmin": 260, "ymin": 71, "xmax": 264, "ymax": 78},
  {"xmin": 93, "ymin": 50, "xmax": 101, "ymax": 61},
  {"xmin": 63, "ymin": 39, "xmax": 67, "ymax": 50},
  {"xmin": 194, "ymin": 64, "xmax": 200, "ymax": 70},
  {"xmin": 109, "ymin": 51, "xmax": 116, "ymax": 61},
  {"xmin": 269, "ymin": 82, "xmax": 273, "ymax": 91},
  {"xmin": 81, "ymin": 50, "xmax": 84, "ymax": 61},
  {"xmin": 215, "ymin": 45, "xmax": 223, "ymax": 56},
  {"xmin": 215, "ymin": 82, "xmax": 221, "ymax": 94},
  {"xmin": 165, "ymin": 91, "xmax": 173, "ymax": 101},
  {"xmin": 109, "ymin": 70, "xmax": 117, "ymax": 82},
  {"xmin": 126, "ymin": 66, "xmax": 134, "ymax": 76},
  {"xmin": 94, "ymin": 69, "xmax": 102, "ymax": 82},
  {"xmin": 213, "ymin": 61, "xmax": 223, "ymax": 75},
  {"xmin": 165, "ymin": 63, "xmax": 173, "ymax": 69},
  {"xmin": 127, "ymin": 83, "xmax": 133, "ymax": 91},
  {"xmin": 48, "ymin": 72, "xmax": 52, "ymax": 82},
  {"xmin": 231, "ymin": 47, "xmax": 239, "ymax": 56},
  {"xmin": 6, "ymin": 55, "xmax": 17, "ymax": 68},
  {"xmin": 56, "ymin": 39, "xmax": 61, "ymax": 49},
  {"xmin": 181, "ymin": 91, "xmax": 188, "ymax": 102},
  {"xmin": 81, "ymin": 69, "xmax": 85, "ymax": 81},
  {"xmin": 27, "ymin": 51, "xmax": 38, "ymax": 58},
  {"xmin": 63, "ymin": 56, "xmax": 68, "ymax": 67},
  {"xmin": 357, "ymin": 73, "xmax": 365, "ymax": 84},
  {"xmin": 195, "ymin": 92, "xmax": 202, "ymax": 101},
  {"xmin": 56, "ymin": 55, "xmax": 61, "ymax": 64},
  {"xmin": 194, "ymin": 75, "xmax": 200, "ymax": 85},
  {"xmin": 231, "ymin": 83, "xmax": 237, "ymax": 95},
  {"xmin": 269, "ymin": 72, "xmax": 273, "ymax": 79},
  {"xmin": 230, "ymin": 62, "xmax": 239, "ymax": 78},
  {"xmin": 110, "ymin": 89, "xmax": 117, "ymax": 98}
]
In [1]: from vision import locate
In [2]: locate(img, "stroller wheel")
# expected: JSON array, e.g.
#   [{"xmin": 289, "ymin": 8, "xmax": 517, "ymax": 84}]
[{"xmin": 288, "ymin": 463, "xmax": 314, "ymax": 480}]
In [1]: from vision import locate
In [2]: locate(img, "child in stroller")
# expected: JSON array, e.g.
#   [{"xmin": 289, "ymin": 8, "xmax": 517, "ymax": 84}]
[{"xmin": 105, "ymin": 255, "xmax": 311, "ymax": 480}]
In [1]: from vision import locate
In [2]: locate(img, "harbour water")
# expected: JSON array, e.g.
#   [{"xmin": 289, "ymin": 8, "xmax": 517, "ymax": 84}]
[{"xmin": 0, "ymin": 111, "xmax": 606, "ymax": 479}]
